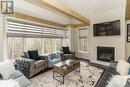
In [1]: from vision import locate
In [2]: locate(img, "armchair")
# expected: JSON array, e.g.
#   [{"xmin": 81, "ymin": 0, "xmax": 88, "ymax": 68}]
[
  {"xmin": 15, "ymin": 51, "xmax": 48, "ymax": 78},
  {"xmin": 48, "ymin": 53, "xmax": 61, "ymax": 68},
  {"xmin": 59, "ymin": 47, "xmax": 75, "ymax": 61}
]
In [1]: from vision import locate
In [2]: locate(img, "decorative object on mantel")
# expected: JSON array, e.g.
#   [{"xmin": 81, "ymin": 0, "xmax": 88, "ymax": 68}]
[
  {"xmin": 127, "ymin": 24, "xmax": 130, "ymax": 42},
  {"xmin": 31, "ymin": 62, "xmax": 103, "ymax": 87}
]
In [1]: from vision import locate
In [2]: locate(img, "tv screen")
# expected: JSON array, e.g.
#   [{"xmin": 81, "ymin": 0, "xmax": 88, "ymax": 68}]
[{"xmin": 94, "ymin": 20, "xmax": 120, "ymax": 36}]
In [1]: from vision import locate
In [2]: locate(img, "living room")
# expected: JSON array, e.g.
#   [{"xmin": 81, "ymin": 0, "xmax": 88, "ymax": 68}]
[{"xmin": 0, "ymin": 0, "xmax": 130, "ymax": 87}]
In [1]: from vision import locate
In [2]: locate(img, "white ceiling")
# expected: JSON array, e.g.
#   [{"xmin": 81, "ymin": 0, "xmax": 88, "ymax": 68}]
[
  {"xmin": 15, "ymin": 0, "xmax": 72, "ymax": 24},
  {"xmin": 15, "ymin": 0, "xmax": 125, "ymax": 24},
  {"xmin": 59, "ymin": 0, "xmax": 125, "ymax": 19}
]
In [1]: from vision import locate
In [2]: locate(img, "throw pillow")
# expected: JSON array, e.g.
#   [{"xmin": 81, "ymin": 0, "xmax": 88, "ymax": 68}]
[
  {"xmin": 0, "ymin": 60, "xmax": 15, "ymax": 79},
  {"xmin": 21, "ymin": 52, "xmax": 29, "ymax": 58},
  {"xmin": 28, "ymin": 50, "xmax": 40, "ymax": 60},
  {"xmin": 107, "ymin": 75, "xmax": 130, "ymax": 87},
  {"xmin": 116, "ymin": 60, "xmax": 130, "ymax": 75},
  {"xmin": 62, "ymin": 47, "xmax": 70, "ymax": 54},
  {"xmin": 127, "ymin": 56, "xmax": 130, "ymax": 63}
]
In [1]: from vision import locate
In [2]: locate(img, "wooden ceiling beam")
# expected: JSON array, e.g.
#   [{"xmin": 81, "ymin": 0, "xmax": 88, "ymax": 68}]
[
  {"xmin": 25, "ymin": 0, "xmax": 90, "ymax": 25},
  {"xmin": 5, "ymin": 12, "xmax": 86, "ymax": 29},
  {"xmin": 126, "ymin": 0, "xmax": 130, "ymax": 20},
  {"xmin": 64, "ymin": 23, "xmax": 88, "ymax": 28}
]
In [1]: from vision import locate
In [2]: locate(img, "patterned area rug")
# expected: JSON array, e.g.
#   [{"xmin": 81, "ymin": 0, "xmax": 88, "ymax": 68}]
[{"xmin": 30, "ymin": 62, "xmax": 104, "ymax": 87}]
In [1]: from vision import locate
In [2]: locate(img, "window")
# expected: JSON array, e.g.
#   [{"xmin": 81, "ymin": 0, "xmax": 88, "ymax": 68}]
[
  {"xmin": 55, "ymin": 39, "xmax": 62, "ymax": 51},
  {"xmin": 8, "ymin": 37, "xmax": 23, "ymax": 59},
  {"xmin": 64, "ymin": 29, "xmax": 69, "ymax": 46},
  {"xmin": 79, "ymin": 29, "xmax": 87, "ymax": 52},
  {"xmin": 24, "ymin": 38, "xmax": 42, "ymax": 53},
  {"xmin": 6, "ymin": 19, "xmax": 68, "ymax": 58},
  {"xmin": 44, "ymin": 38, "xmax": 62, "ymax": 54}
]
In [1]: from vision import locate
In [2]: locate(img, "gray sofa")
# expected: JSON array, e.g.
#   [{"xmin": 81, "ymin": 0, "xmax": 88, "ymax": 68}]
[
  {"xmin": 95, "ymin": 63, "xmax": 119, "ymax": 87},
  {"xmin": 95, "ymin": 58, "xmax": 130, "ymax": 87},
  {"xmin": 0, "ymin": 70, "xmax": 34, "ymax": 87},
  {"xmin": 15, "ymin": 56, "xmax": 48, "ymax": 78}
]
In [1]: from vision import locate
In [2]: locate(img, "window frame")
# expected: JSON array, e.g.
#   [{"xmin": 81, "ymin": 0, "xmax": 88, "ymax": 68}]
[{"xmin": 78, "ymin": 28, "xmax": 88, "ymax": 53}]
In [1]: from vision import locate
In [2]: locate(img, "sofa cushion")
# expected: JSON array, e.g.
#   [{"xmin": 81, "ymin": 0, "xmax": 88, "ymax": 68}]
[
  {"xmin": 13, "ymin": 70, "xmax": 23, "ymax": 79},
  {"xmin": 51, "ymin": 59, "xmax": 61, "ymax": 63},
  {"xmin": 15, "ymin": 75, "xmax": 31, "ymax": 87},
  {"xmin": 62, "ymin": 47, "xmax": 70, "ymax": 54},
  {"xmin": 28, "ymin": 50, "xmax": 40, "ymax": 60},
  {"xmin": 0, "ymin": 60, "xmax": 15, "ymax": 80},
  {"xmin": 35, "ymin": 60, "xmax": 45, "ymax": 68},
  {"xmin": 95, "ymin": 67, "xmax": 119, "ymax": 87},
  {"xmin": 0, "ymin": 79, "xmax": 20, "ymax": 87},
  {"xmin": 64, "ymin": 54, "xmax": 72, "ymax": 60}
]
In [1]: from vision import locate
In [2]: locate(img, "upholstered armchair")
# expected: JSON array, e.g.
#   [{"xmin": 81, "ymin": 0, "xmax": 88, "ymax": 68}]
[
  {"xmin": 48, "ymin": 53, "xmax": 61, "ymax": 68},
  {"xmin": 15, "ymin": 50, "xmax": 48, "ymax": 78},
  {"xmin": 59, "ymin": 47, "xmax": 75, "ymax": 61}
]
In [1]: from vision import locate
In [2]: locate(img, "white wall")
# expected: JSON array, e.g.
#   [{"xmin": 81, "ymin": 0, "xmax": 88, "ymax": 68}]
[
  {"xmin": 0, "ymin": 15, "xmax": 7, "ymax": 61},
  {"xmin": 0, "ymin": 16, "xmax": 4, "ymax": 61},
  {"xmin": 89, "ymin": 8, "xmax": 126, "ymax": 66},
  {"xmin": 69, "ymin": 28, "xmax": 77, "ymax": 52}
]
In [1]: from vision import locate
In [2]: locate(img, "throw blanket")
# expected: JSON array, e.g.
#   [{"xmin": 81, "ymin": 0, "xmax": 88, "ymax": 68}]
[
  {"xmin": 0, "ymin": 79, "xmax": 20, "ymax": 87},
  {"xmin": 107, "ymin": 75, "xmax": 130, "ymax": 87}
]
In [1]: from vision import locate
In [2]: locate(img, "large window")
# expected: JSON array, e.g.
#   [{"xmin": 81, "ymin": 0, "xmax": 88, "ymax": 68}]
[
  {"xmin": 24, "ymin": 38, "xmax": 42, "ymax": 53},
  {"xmin": 79, "ymin": 29, "xmax": 87, "ymax": 52},
  {"xmin": 6, "ymin": 19, "xmax": 67, "ymax": 59},
  {"xmin": 8, "ymin": 37, "xmax": 23, "ymax": 59},
  {"xmin": 64, "ymin": 29, "xmax": 69, "ymax": 46},
  {"xmin": 44, "ymin": 38, "xmax": 62, "ymax": 54}
]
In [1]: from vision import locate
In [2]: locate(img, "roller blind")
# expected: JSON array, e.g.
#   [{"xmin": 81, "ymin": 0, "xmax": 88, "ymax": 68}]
[
  {"xmin": 64, "ymin": 29, "xmax": 69, "ymax": 38},
  {"xmin": 79, "ymin": 28, "xmax": 87, "ymax": 38},
  {"xmin": 6, "ymin": 19, "xmax": 65, "ymax": 38}
]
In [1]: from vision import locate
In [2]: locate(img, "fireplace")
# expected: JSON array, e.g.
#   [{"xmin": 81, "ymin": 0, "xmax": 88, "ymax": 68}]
[{"xmin": 97, "ymin": 46, "xmax": 115, "ymax": 62}]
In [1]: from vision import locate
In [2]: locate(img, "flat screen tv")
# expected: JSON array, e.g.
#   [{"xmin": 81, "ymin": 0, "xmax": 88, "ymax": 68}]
[{"xmin": 93, "ymin": 20, "xmax": 120, "ymax": 36}]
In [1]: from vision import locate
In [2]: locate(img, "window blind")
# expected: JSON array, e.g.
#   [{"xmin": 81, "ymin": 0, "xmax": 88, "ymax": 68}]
[
  {"xmin": 64, "ymin": 29, "xmax": 69, "ymax": 38},
  {"xmin": 79, "ymin": 28, "xmax": 87, "ymax": 38},
  {"xmin": 6, "ymin": 19, "xmax": 65, "ymax": 38}
]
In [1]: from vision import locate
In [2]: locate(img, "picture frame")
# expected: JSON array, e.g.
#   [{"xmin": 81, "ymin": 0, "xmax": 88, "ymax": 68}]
[{"xmin": 127, "ymin": 24, "xmax": 130, "ymax": 42}]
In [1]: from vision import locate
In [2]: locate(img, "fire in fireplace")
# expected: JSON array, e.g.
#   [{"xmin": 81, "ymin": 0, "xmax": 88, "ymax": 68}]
[{"xmin": 97, "ymin": 46, "xmax": 115, "ymax": 62}]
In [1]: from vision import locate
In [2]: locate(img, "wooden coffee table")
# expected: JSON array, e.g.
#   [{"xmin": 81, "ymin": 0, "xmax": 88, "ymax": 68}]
[{"xmin": 53, "ymin": 59, "xmax": 80, "ymax": 84}]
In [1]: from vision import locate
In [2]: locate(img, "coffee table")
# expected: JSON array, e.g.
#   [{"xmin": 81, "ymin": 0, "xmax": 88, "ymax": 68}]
[{"xmin": 53, "ymin": 59, "xmax": 80, "ymax": 84}]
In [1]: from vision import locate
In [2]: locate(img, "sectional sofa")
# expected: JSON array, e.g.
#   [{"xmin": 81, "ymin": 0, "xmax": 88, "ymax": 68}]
[
  {"xmin": 0, "ymin": 70, "xmax": 34, "ymax": 87},
  {"xmin": 95, "ymin": 58, "xmax": 130, "ymax": 87}
]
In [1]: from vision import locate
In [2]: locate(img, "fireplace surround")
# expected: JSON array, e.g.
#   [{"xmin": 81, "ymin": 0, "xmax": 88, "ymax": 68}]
[{"xmin": 97, "ymin": 46, "xmax": 115, "ymax": 62}]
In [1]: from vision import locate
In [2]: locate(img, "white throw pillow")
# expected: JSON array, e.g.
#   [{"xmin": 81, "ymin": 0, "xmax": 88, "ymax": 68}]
[
  {"xmin": 0, "ymin": 79, "xmax": 20, "ymax": 87},
  {"xmin": 116, "ymin": 60, "xmax": 130, "ymax": 75},
  {"xmin": 107, "ymin": 75, "xmax": 130, "ymax": 87},
  {"xmin": 0, "ymin": 60, "xmax": 15, "ymax": 79}
]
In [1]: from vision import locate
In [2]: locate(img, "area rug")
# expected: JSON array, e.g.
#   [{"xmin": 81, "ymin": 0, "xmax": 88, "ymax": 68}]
[{"xmin": 30, "ymin": 62, "xmax": 104, "ymax": 87}]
